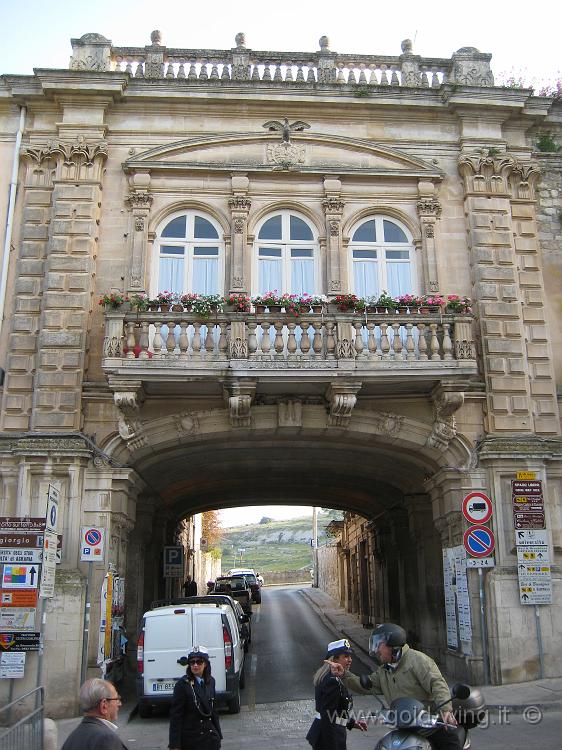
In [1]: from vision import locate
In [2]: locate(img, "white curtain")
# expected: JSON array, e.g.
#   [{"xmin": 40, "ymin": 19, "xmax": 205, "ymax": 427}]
[
  {"xmin": 386, "ymin": 262, "xmax": 411, "ymax": 297},
  {"xmin": 193, "ymin": 258, "xmax": 219, "ymax": 294},
  {"xmin": 259, "ymin": 258, "xmax": 282, "ymax": 293},
  {"xmin": 291, "ymin": 258, "xmax": 314, "ymax": 295},
  {"xmin": 354, "ymin": 261, "xmax": 379, "ymax": 298},
  {"xmin": 159, "ymin": 257, "xmax": 184, "ymax": 294}
]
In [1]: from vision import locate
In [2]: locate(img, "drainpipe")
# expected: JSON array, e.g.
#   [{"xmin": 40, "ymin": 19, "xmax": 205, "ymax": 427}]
[{"xmin": 0, "ymin": 105, "xmax": 26, "ymax": 345}]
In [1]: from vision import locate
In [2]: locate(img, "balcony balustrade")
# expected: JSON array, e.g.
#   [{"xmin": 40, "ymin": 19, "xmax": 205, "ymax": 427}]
[{"xmin": 102, "ymin": 308, "xmax": 477, "ymax": 382}]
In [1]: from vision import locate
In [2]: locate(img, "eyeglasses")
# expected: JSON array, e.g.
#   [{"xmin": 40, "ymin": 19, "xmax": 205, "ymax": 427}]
[
  {"xmin": 103, "ymin": 695, "xmax": 122, "ymax": 702},
  {"xmin": 188, "ymin": 659, "xmax": 205, "ymax": 665}
]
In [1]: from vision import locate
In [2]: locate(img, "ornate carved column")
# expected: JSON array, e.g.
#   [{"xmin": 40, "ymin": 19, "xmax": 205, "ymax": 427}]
[
  {"xmin": 416, "ymin": 181, "xmax": 442, "ymax": 293},
  {"xmin": 322, "ymin": 180, "xmax": 344, "ymax": 295},
  {"xmin": 228, "ymin": 175, "xmax": 251, "ymax": 293},
  {"xmin": 125, "ymin": 174, "xmax": 153, "ymax": 293}
]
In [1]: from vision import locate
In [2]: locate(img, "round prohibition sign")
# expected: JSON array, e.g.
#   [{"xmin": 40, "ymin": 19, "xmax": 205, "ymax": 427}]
[
  {"xmin": 463, "ymin": 525, "xmax": 495, "ymax": 558},
  {"xmin": 462, "ymin": 491, "xmax": 493, "ymax": 524},
  {"xmin": 84, "ymin": 528, "xmax": 102, "ymax": 546}
]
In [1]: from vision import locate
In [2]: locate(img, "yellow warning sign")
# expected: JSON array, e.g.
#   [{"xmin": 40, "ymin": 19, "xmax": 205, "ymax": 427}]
[{"xmin": 516, "ymin": 471, "xmax": 536, "ymax": 480}]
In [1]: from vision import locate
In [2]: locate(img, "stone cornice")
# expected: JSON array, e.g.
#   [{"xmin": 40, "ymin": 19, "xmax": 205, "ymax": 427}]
[
  {"xmin": 478, "ymin": 436, "xmax": 562, "ymax": 461},
  {"xmin": 0, "ymin": 434, "xmax": 94, "ymax": 456}
]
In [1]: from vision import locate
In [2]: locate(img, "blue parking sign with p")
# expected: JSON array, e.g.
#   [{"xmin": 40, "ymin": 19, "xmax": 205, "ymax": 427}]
[{"xmin": 163, "ymin": 546, "xmax": 184, "ymax": 577}]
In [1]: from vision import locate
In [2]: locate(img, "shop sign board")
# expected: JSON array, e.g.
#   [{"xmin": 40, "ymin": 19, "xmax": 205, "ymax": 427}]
[
  {"xmin": 0, "ymin": 533, "xmax": 44, "ymax": 548},
  {"xmin": 0, "ymin": 518, "xmax": 45, "ymax": 532},
  {"xmin": 0, "ymin": 632, "xmax": 40, "ymax": 651}
]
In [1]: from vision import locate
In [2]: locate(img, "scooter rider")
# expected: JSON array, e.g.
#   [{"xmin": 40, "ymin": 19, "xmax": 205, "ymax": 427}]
[{"xmin": 330, "ymin": 623, "xmax": 460, "ymax": 750}]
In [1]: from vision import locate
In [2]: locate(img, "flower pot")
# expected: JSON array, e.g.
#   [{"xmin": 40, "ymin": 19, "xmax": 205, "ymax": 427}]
[
  {"xmin": 148, "ymin": 303, "xmax": 159, "ymax": 311},
  {"xmin": 159, "ymin": 303, "xmax": 171, "ymax": 312},
  {"xmin": 311, "ymin": 305, "xmax": 323, "ymax": 314},
  {"xmin": 254, "ymin": 305, "xmax": 266, "ymax": 314},
  {"xmin": 397, "ymin": 306, "xmax": 409, "ymax": 314},
  {"xmin": 171, "ymin": 304, "xmax": 183, "ymax": 312},
  {"xmin": 267, "ymin": 304, "xmax": 282, "ymax": 313},
  {"xmin": 418, "ymin": 306, "xmax": 430, "ymax": 314}
]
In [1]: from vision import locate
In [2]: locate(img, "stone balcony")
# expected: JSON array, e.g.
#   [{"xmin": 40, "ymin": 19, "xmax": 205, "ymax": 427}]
[{"xmin": 102, "ymin": 309, "xmax": 478, "ymax": 423}]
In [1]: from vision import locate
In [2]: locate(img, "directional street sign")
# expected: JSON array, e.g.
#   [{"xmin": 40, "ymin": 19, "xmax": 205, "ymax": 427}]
[
  {"xmin": 39, "ymin": 531, "xmax": 58, "ymax": 599},
  {"xmin": 519, "ymin": 581, "xmax": 552, "ymax": 605},
  {"xmin": 0, "ymin": 518, "xmax": 45, "ymax": 532},
  {"xmin": 515, "ymin": 530, "xmax": 549, "ymax": 547},
  {"xmin": 0, "ymin": 589, "xmax": 38, "ymax": 607},
  {"xmin": 0, "ymin": 533, "xmax": 44, "ymax": 548},
  {"xmin": 45, "ymin": 485, "xmax": 60, "ymax": 534},
  {"xmin": 1, "ymin": 564, "xmax": 39, "ymax": 589},
  {"xmin": 463, "ymin": 525, "xmax": 495, "ymax": 558},
  {"xmin": 513, "ymin": 512, "xmax": 545, "ymax": 529},
  {"xmin": 462, "ymin": 492, "xmax": 493, "ymax": 524},
  {"xmin": 0, "ymin": 549, "xmax": 43, "ymax": 564}
]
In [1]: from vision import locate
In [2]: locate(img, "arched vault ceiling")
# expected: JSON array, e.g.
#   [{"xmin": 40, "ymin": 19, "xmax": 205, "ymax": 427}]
[{"xmin": 130, "ymin": 433, "xmax": 433, "ymax": 522}]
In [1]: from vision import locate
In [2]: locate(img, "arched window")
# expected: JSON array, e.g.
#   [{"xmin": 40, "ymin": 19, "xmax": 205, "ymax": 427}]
[
  {"xmin": 349, "ymin": 216, "xmax": 414, "ymax": 298},
  {"xmin": 155, "ymin": 211, "xmax": 223, "ymax": 295},
  {"xmin": 254, "ymin": 211, "xmax": 318, "ymax": 295}
]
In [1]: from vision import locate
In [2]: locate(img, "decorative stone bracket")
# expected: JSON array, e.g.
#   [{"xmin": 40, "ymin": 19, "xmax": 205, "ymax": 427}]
[
  {"xmin": 223, "ymin": 380, "xmax": 257, "ymax": 427},
  {"xmin": 426, "ymin": 382, "xmax": 465, "ymax": 451},
  {"xmin": 109, "ymin": 378, "xmax": 146, "ymax": 449},
  {"xmin": 326, "ymin": 381, "xmax": 362, "ymax": 428}
]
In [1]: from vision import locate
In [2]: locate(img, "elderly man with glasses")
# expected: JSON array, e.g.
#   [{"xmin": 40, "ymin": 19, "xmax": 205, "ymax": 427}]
[{"xmin": 62, "ymin": 678, "xmax": 129, "ymax": 750}]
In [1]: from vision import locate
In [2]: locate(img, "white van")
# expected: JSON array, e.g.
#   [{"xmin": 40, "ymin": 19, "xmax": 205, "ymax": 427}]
[{"xmin": 136, "ymin": 600, "xmax": 245, "ymax": 716}]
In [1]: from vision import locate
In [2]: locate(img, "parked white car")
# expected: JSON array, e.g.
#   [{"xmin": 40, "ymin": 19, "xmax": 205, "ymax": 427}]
[{"xmin": 136, "ymin": 599, "xmax": 245, "ymax": 716}]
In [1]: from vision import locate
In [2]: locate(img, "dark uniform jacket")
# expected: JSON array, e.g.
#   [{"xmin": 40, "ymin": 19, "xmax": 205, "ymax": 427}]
[
  {"xmin": 61, "ymin": 716, "xmax": 129, "ymax": 750},
  {"xmin": 169, "ymin": 674, "xmax": 222, "ymax": 750},
  {"xmin": 306, "ymin": 670, "xmax": 356, "ymax": 750}
]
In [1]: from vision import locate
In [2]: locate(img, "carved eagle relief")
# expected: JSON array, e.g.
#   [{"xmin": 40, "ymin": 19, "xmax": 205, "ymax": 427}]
[{"xmin": 262, "ymin": 118, "xmax": 311, "ymax": 143}]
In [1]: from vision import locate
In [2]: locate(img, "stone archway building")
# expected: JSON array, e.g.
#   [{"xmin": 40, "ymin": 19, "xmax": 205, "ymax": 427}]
[{"xmin": 0, "ymin": 31, "xmax": 560, "ymax": 716}]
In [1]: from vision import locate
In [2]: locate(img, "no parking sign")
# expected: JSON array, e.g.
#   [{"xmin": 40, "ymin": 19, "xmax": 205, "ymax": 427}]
[
  {"xmin": 80, "ymin": 527, "xmax": 105, "ymax": 562},
  {"xmin": 463, "ymin": 525, "xmax": 495, "ymax": 558}
]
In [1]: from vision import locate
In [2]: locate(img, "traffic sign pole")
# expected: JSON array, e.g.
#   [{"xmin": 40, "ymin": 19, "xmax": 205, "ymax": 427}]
[
  {"xmin": 478, "ymin": 568, "xmax": 491, "ymax": 685},
  {"xmin": 80, "ymin": 563, "xmax": 93, "ymax": 685}
]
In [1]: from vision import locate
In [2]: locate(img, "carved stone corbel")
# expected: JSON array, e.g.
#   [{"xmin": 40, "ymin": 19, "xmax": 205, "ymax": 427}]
[
  {"xmin": 223, "ymin": 380, "xmax": 257, "ymax": 427},
  {"xmin": 426, "ymin": 382, "xmax": 465, "ymax": 451},
  {"xmin": 326, "ymin": 381, "xmax": 362, "ymax": 428},
  {"xmin": 110, "ymin": 379, "xmax": 146, "ymax": 449}
]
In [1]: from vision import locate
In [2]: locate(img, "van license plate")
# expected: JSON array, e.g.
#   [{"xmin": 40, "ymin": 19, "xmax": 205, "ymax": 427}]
[{"xmin": 151, "ymin": 681, "xmax": 176, "ymax": 692}]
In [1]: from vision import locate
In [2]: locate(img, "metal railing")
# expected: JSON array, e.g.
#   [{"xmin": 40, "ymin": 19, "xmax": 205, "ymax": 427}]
[{"xmin": 0, "ymin": 687, "xmax": 44, "ymax": 750}]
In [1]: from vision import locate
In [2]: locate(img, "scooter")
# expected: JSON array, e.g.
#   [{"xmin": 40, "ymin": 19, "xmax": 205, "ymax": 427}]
[{"xmin": 364, "ymin": 682, "xmax": 486, "ymax": 750}]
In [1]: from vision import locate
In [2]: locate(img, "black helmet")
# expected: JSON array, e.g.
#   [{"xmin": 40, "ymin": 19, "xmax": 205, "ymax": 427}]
[
  {"xmin": 369, "ymin": 623, "xmax": 407, "ymax": 659},
  {"xmin": 452, "ymin": 687, "xmax": 487, "ymax": 729}
]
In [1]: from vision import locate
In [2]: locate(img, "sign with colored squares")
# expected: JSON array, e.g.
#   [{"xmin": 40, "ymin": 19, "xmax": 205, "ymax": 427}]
[{"xmin": 2, "ymin": 565, "xmax": 40, "ymax": 589}]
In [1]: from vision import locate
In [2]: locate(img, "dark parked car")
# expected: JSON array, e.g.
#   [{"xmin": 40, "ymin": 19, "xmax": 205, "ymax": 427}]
[
  {"xmin": 228, "ymin": 569, "xmax": 262, "ymax": 603},
  {"xmin": 213, "ymin": 576, "xmax": 253, "ymax": 615}
]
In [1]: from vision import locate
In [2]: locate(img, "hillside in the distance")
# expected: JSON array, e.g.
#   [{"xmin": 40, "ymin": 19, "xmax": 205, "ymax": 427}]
[{"xmin": 218, "ymin": 510, "xmax": 343, "ymax": 572}]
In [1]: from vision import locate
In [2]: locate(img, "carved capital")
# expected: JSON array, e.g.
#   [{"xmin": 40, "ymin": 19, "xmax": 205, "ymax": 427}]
[
  {"xmin": 228, "ymin": 196, "xmax": 252, "ymax": 212},
  {"xmin": 322, "ymin": 197, "xmax": 345, "ymax": 214},
  {"xmin": 326, "ymin": 382, "xmax": 362, "ymax": 428},
  {"xmin": 125, "ymin": 191, "xmax": 154, "ymax": 210},
  {"xmin": 458, "ymin": 150, "xmax": 516, "ymax": 195},
  {"xmin": 23, "ymin": 137, "xmax": 108, "ymax": 182},
  {"xmin": 223, "ymin": 380, "xmax": 257, "ymax": 427},
  {"xmin": 416, "ymin": 198, "xmax": 442, "ymax": 218}
]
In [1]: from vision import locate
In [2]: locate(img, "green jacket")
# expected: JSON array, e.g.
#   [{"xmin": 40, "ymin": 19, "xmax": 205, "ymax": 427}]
[{"xmin": 341, "ymin": 644, "xmax": 452, "ymax": 712}]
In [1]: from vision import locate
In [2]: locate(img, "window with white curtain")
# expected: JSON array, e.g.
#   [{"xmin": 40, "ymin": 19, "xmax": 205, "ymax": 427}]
[
  {"xmin": 155, "ymin": 212, "xmax": 223, "ymax": 294},
  {"xmin": 349, "ymin": 216, "xmax": 414, "ymax": 297},
  {"xmin": 254, "ymin": 211, "xmax": 318, "ymax": 295}
]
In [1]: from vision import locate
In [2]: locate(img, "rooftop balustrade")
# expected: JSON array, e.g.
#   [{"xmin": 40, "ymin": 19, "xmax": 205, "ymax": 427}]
[{"xmin": 70, "ymin": 32, "xmax": 495, "ymax": 89}]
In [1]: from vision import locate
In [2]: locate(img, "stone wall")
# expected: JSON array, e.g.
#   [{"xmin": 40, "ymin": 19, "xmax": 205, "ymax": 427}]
[{"xmin": 317, "ymin": 544, "xmax": 340, "ymax": 601}]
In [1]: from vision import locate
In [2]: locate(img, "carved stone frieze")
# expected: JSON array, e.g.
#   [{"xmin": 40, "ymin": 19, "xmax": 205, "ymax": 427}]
[
  {"xmin": 370, "ymin": 410, "xmax": 404, "ymax": 437},
  {"xmin": 230, "ymin": 336, "xmax": 249, "ymax": 359},
  {"xmin": 23, "ymin": 137, "xmax": 108, "ymax": 182},
  {"xmin": 232, "ymin": 276, "xmax": 243, "ymax": 288},
  {"xmin": 234, "ymin": 218, "xmax": 245, "ymax": 234},
  {"xmin": 173, "ymin": 412, "xmax": 200, "ymax": 436},
  {"xmin": 135, "ymin": 216, "xmax": 145, "ymax": 231},
  {"xmin": 424, "ymin": 224, "xmax": 435, "ymax": 239},
  {"xmin": 329, "ymin": 279, "xmax": 341, "ymax": 291},
  {"xmin": 329, "ymin": 220, "xmax": 340, "ymax": 236},
  {"xmin": 326, "ymin": 382, "xmax": 362, "ymax": 428},
  {"xmin": 337, "ymin": 338, "xmax": 355, "ymax": 359}
]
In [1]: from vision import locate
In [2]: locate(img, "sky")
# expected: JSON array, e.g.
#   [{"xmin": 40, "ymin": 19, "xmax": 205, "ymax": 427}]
[
  {"xmin": 220, "ymin": 505, "xmax": 313, "ymax": 528},
  {"xmin": 0, "ymin": 0, "xmax": 560, "ymax": 86}
]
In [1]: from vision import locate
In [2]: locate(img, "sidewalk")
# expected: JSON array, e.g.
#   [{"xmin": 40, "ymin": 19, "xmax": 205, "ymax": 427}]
[{"xmin": 299, "ymin": 586, "xmax": 562, "ymax": 713}]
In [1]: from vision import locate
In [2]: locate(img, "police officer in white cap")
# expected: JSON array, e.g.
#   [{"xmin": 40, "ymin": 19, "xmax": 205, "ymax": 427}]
[{"xmin": 306, "ymin": 639, "xmax": 367, "ymax": 749}]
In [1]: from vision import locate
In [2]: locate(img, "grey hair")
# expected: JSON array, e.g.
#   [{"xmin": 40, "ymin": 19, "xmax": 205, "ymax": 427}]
[{"xmin": 79, "ymin": 678, "xmax": 114, "ymax": 712}]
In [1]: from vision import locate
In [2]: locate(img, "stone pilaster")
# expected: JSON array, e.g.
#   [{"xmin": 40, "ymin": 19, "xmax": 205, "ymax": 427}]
[
  {"xmin": 0, "ymin": 149, "xmax": 55, "ymax": 430},
  {"xmin": 228, "ymin": 175, "xmax": 251, "ymax": 293},
  {"xmin": 26, "ymin": 139, "xmax": 108, "ymax": 431},
  {"xmin": 125, "ymin": 175, "xmax": 153, "ymax": 293},
  {"xmin": 458, "ymin": 151, "xmax": 533, "ymax": 433},
  {"xmin": 416, "ymin": 181, "xmax": 442, "ymax": 293},
  {"xmin": 322, "ymin": 180, "xmax": 344, "ymax": 294}
]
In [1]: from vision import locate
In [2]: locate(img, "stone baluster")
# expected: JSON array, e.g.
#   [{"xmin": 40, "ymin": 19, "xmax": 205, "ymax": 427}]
[
  {"xmin": 299, "ymin": 321, "xmax": 311, "ymax": 357},
  {"xmin": 192, "ymin": 322, "xmax": 202, "ymax": 359},
  {"xmin": 152, "ymin": 321, "xmax": 163, "ymax": 357},
  {"xmin": 125, "ymin": 322, "xmax": 136, "ymax": 359},
  {"xmin": 218, "ymin": 322, "xmax": 228, "ymax": 359},
  {"xmin": 166, "ymin": 321, "xmax": 176, "ymax": 354},
  {"xmin": 312, "ymin": 321, "xmax": 323, "ymax": 358},
  {"xmin": 274, "ymin": 321, "xmax": 284, "ymax": 359},
  {"xmin": 442, "ymin": 323, "xmax": 453, "ymax": 360},
  {"xmin": 260, "ymin": 322, "xmax": 271, "ymax": 357},
  {"xmin": 417, "ymin": 323, "xmax": 428, "ymax": 360},
  {"xmin": 247, "ymin": 321, "xmax": 258, "ymax": 358},
  {"xmin": 380, "ymin": 322, "xmax": 390, "ymax": 359},
  {"xmin": 392, "ymin": 323, "xmax": 403, "ymax": 359},
  {"xmin": 353, "ymin": 322, "xmax": 364, "ymax": 358},
  {"xmin": 274, "ymin": 64, "xmax": 283, "ymax": 81},
  {"xmin": 429, "ymin": 323, "xmax": 440, "ymax": 360},
  {"xmin": 204, "ymin": 324, "xmax": 215, "ymax": 357},
  {"xmin": 138, "ymin": 322, "xmax": 150, "ymax": 359},
  {"xmin": 287, "ymin": 322, "xmax": 297, "ymax": 358},
  {"xmin": 178, "ymin": 321, "xmax": 189, "ymax": 359},
  {"xmin": 366, "ymin": 322, "xmax": 377, "ymax": 359},
  {"xmin": 405, "ymin": 323, "xmax": 415, "ymax": 360},
  {"xmin": 325, "ymin": 322, "xmax": 336, "ymax": 359}
]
